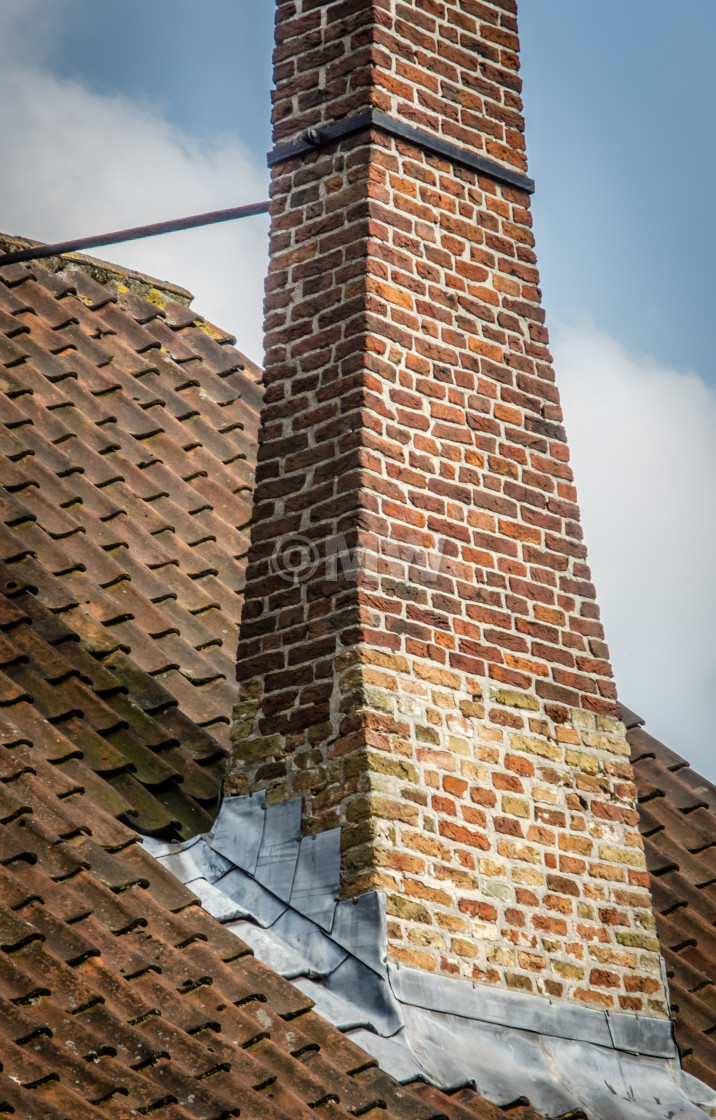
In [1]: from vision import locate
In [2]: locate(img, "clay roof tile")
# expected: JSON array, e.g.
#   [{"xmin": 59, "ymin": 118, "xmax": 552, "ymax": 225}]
[{"xmin": 0, "ymin": 243, "xmax": 640, "ymax": 1120}]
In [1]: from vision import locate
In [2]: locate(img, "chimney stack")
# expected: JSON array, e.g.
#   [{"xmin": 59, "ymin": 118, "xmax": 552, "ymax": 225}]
[{"xmin": 229, "ymin": 0, "xmax": 667, "ymax": 1018}]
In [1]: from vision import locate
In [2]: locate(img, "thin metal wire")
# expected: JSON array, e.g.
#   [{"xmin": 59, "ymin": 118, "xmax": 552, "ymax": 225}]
[{"xmin": 0, "ymin": 201, "xmax": 271, "ymax": 266}]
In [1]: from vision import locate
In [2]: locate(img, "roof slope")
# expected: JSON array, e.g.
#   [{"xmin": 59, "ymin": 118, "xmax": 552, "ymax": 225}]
[
  {"xmin": 1, "ymin": 743, "xmax": 551, "ymax": 1120},
  {"xmin": 0, "ymin": 246, "xmax": 261, "ymax": 838},
  {"xmin": 628, "ymin": 713, "xmax": 716, "ymax": 1092},
  {"xmin": 0, "ymin": 251, "xmax": 553, "ymax": 1120}
]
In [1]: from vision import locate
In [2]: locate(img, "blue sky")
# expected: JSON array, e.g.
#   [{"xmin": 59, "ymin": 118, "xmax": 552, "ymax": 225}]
[
  {"xmin": 40, "ymin": 0, "xmax": 716, "ymax": 382},
  {"xmin": 2, "ymin": 1, "xmax": 715, "ymax": 775},
  {"xmin": 44, "ymin": 1, "xmax": 276, "ymax": 157},
  {"xmin": 521, "ymin": 0, "xmax": 716, "ymax": 380}
]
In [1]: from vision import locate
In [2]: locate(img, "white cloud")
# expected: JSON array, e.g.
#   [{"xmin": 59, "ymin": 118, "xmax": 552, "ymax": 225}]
[
  {"xmin": 554, "ymin": 322, "xmax": 716, "ymax": 779},
  {"xmin": 0, "ymin": 10, "xmax": 268, "ymax": 361}
]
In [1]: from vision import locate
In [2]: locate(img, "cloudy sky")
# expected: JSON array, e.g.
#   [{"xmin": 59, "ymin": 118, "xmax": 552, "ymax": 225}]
[{"xmin": 2, "ymin": 1, "xmax": 715, "ymax": 777}]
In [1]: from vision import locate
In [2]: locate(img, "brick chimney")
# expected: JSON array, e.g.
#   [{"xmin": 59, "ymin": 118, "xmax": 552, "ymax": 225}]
[{"xmin": 228, "ymin": 0, "xmax": 667, "ymax": 1018}]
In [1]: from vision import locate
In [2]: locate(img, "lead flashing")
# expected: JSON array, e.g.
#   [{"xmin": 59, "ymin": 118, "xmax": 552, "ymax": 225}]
[
  {"xmin": 211, "ymin": 790, "xmax": 266, "ymax": 874},
  {"xmin": 388, "ymin": 965, "xmax": 676, "ymax": 1060},
  {"xmin": 254, "ymin": 797, "xmax": 301, "ymax": 900},
  {"xmin": 289, "ymin": 827, "xmax": 341, "ymax": 931},
  {"xmin": 143, "ymin": 796, "xmax": 716, "ymax": 1120},
  {"xmin": 267, "ymin": 109, "xmax": 536, "ymax": 194}
]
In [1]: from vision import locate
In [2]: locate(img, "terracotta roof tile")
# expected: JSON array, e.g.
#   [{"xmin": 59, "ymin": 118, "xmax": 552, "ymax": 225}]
[
  {"xmin": 628, "ymin": 719, "xmax": 716, "ymax": 1090},
  {"xmin": 0, "ymin": 238, "xmax": 259, "ymax": 824},
  {"xmin": 0, "ymin": 244, "xmax": 561, "ymax": 1120}
]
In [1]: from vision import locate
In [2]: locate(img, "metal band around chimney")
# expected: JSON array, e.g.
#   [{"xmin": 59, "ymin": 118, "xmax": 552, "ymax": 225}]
[{"xmin": 267, "ymin": 108, "xmax": 535, "ymax": 194}]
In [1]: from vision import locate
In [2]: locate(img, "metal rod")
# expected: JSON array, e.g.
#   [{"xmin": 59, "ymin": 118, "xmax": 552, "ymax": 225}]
[{"xmin": 0, "ymin": 201, "xmax": 271, "ymax": 266}]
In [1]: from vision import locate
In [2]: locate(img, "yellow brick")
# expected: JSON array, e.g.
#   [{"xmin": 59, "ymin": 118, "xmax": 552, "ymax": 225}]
[
  {"xmin": 337, "ymin": 648, "xmax": 410, "ymax": 674},
  {"xmin": 581, "ymin": 731, "xmax": 630, "ymax": 757},
  {"xmin": 397, "ymin": 695, "xmax": 422, "ymax": 717},
  {"xmin": 232, "ymin": 700, "xmax": 260, "ymax": 720},
  {"xmin": 460, "ymin": 761, "xmax": 490, "ymax": 783},
  {"xmin": 615, "ymin": 932, "xmax": 660, "ymax": 952},
  {"xmin": 533, "ymin": 786, "xmax": 558, "ymax": 805},
  {"xmin": 640, "ymin": 953, "xmax": 663, "ymax": 974},
  {"xmin": 505, "ymin": 971, "xmax": 534, "ymax": 991},
  {"xmin": 414, "ymin": 662, "xmax": 461, "ymax": 688},
  {"xmin": 634, "ymin": 911, "xmax": 657, "ymax": 931},
  {"xmin": 559, "ymin": 834, "xmax": 593, "ymax": 855},
  {"xmin": 479, "ymin": 858, "xmax": 506, "ymax": 878},
  {"xmin": 447, "ymin": 735, "xmax": 471, "ymax": 756},
  {"xmin": 512, "ymin": 867, "xmax": 543, "ymax": 886},
  {"xmin": 497, "ymin": 840, "xmax": 541, "ymax": 864},
  {"xmin": 491, "ymin": 688, "xmax": 540, "ymax": 711},
  {"xmin": 229, "ymin": 719, "xmax": 254, "ymax": 742},
  {"xmin": 308, "ymin": 720, "xmax": 334, "ymax": 746},
  {"xmin": 471, "ymin": 921, "xmax": 499, "ymax": 941},
  {"xmin": 408, "ymin": 929, "xmax": 446, "ymax": 949},
  {"xmin": 583, "ymin": 882, "xmax": 607, "ymax": 900},
  {"xmin": 589, "ymin": 862, "xmax": 626, "ymax": 882},
  {"xmin": 502, "ymin": 796, "xmax": 531, "ymax": 818},
  {"xmin": 598, "ymin": 845, "xmax": 646, "ymax": 869},
  {"xmin": 528, "ymin": 718, "xmax": 550, "ymax": 737},
  {"xmin": 486, "ymin": 946, "xmax": 515, "ymax": 967},
  {"xmin": 416, "ymin": 725, "xmax": 440, "ymax": 746},
  {"xmin": 432, "ymin": 690, "xmax": 456, "ymax": 709},
  {"xmin": 565, "ymin": 749, "xmax": 600, "ymax": 775},
  {"xmin": 224, "ymin": 774, "xmax": 248, "ymax": 796},
  {"xmin": 553, "ymin": 961, "xmax": 585, "ymax": 980},
  {"xmin": 434, "ymin": 865, "xmax": 478, "ymax": 890},
  {"xmin": 476, "ymin": 742, "xmax": 501, "ymax": 762},
  {"xmin": 387, "ymin": 895, "xmax": 431, "ymax": 923},
  {"xmin": 518, "ymin": 951, "xmax": 546, "ymax": 972},
  {"xmin": 232, "ymin": 734, "xmax": 281, "ymax": 764},
  {"xmin": 436, "ymin": 913, "xmax": 467, "ymax": 932},
  {"xmin": 477, "ymin": 730, "xmax": 502, "ymax": 748},
  {"xmin": 363, "ymin": 752, "xmax": 420, "ymax": 783},
  {"xmin": 346, "ymin": 795, "xmax": 419, "ymax": 827},
  {"xmin": 647, "ymin": 997, "xmax": 669, "ymax": 1017},
  {"xmin": 595, "ymin": 715, "xmax": 625, "ymax": 735},
  {"xmin": 341, "ymin": 820, "xmax": 380, "ymax": 851},
  {"xmin": 588, "ymin": 946, "xmax": 637, "ymax": 968},
  {"xmin": 511, "ymin": 734, "xmax": 561, "ymax": 762},
  {"xmin": 460, "ymin": 699, "xmax": 485, "ymax": 718},
  {"xmin": 451, "ymin": 937, "xmax": 479, "ymax": 959},
  {"xmin": 363, "ymin": 668, "xmax": 399, "ymax": 692},
  {"xmin": 236, "ymin": 679, "xmax": 262, "ymax": 702}
]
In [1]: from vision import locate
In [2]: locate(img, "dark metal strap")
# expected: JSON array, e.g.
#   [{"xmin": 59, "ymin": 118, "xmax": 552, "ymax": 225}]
[
  {"xmin": 0, "ymin": 201, "xmax": 271, "ymax": 267},
  {"xmin": 267, "ymin": 108, "xmax": 535, "ymax": 194}
]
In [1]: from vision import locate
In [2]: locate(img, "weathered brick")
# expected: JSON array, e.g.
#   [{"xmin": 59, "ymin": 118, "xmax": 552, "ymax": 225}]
[{"xmin": 226, "ymin": 0, "xmax": 666, "ymax": 1014}]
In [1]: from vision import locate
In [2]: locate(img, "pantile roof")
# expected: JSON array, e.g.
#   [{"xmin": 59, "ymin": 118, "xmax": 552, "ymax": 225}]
[
  {"xmin": 627, "ymin": 710, "xmax": 716, "ymax": 1092},
  {"xmin": 1, "ymin": 747, "xmax": 555, "ymax": 1120},
  {"xmin": 0, "ymin": 236, "xmax": 261, "ymax": 839},
  {"xmin": 2, "ymin": 240, "xmax": 716, "ymax": 1118},
  {"xmin": 0, "ymin": 245, "xmax": 557, "ymax": 1120}
]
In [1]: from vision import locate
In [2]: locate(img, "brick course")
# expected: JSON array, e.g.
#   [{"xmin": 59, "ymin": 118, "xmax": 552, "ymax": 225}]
[{"xmin": 228, "ymin": 0, "xmax": 668, "ymax": 1015}]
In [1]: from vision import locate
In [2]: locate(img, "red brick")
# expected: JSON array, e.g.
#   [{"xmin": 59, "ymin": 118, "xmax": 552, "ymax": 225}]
[{"xmin": 228, "ymin": 0, "xmax": 665, "ymax": 1013}]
